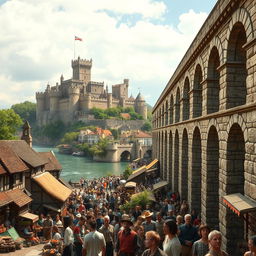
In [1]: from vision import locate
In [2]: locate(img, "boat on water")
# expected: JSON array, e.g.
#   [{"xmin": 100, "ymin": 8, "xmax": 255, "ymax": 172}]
[{"xmin": 72, "ymin": 151, "xmax": 85, "ymax": 157}]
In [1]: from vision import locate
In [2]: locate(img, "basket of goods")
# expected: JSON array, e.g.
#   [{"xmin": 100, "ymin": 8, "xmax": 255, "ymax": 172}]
[
  {"xmin": 0, "ymin": 236, "xmax": 16, "ymax": 253},
  {"xmin": 50, "ymin": 239, "xmax": 60, "ymax": 248},
  {"xmin": 42, "ymin": 248, "xmax": 59, "ymax": 256}
]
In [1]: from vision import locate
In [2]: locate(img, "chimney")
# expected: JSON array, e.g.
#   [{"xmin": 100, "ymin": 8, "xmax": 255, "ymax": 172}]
[{"xmin": 21, "ymin": 120, "xmax": 32, "ymax": 147}]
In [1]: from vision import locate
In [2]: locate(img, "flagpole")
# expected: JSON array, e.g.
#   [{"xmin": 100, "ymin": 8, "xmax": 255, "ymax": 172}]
[{"xmin": 74, "ymin": 36, "xmax": 76, "ymax": 59}]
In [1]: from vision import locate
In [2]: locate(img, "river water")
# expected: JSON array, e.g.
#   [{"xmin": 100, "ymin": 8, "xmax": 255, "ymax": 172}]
[{"xmin": 33, "ymin": 146, "xmax": 127, "ymax": 182}]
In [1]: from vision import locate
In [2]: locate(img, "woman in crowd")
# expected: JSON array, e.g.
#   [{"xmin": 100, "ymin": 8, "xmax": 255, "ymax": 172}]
[
  {"xmin": 163, "ymin": 220, "xmax": 181, "ymax": 256},
  {"xmin": 142, "ymin": 231, "xmax": 167, "ymax": 256},
  {"xmin": 206, "ymin": 230, "xmax": 228, "ymax": 256},
  {"xmin": 192, "ymin": 224, "xmax": 210, "ymax": 256},
  {"xmin": 137, "ymin": 225, "xmax": 145, "ymax": 256},
  {"xmin": 244, "ymin": 235, "xmax": 256, "ymax": 256}
]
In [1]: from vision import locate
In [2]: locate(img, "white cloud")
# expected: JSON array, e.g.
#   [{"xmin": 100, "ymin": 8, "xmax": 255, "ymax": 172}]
[{"xmin": 0, "ymin": 0, "xmax": 208, "ymax": 108}]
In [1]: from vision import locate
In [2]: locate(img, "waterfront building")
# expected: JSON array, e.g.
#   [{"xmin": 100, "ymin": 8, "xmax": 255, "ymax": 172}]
[
  {"xmin": 152, "ymin": 0, "xmax": 256, "ymax": 255},
  {"xmin": 36, "ymin": 57, "xmax": 148, "ymax": 126},
  {"xmin": 78, "ymin": 127, "xmax": 113, "ymax": 145}
]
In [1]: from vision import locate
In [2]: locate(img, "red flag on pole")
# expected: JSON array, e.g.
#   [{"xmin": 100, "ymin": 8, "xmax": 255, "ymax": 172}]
[{"xmin": 75, "ymin": 36, "xmax": 83, "ymax": 41}]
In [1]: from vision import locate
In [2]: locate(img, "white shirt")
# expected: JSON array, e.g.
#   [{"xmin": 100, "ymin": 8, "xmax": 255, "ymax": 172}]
[
  {"xmin": 163, "ymin": 235, "xmax": 181, "ymax": 256},
  {"xmin": 83, "ymin": 231, "xmax": 106, "ymax": 256},
  {"xmin": 64, "ymin": 227, "xmax": 74, "ymax": 246},
  {"xmin": 53, "ymin": 232, "xmax": 62, "ymax": 241}
]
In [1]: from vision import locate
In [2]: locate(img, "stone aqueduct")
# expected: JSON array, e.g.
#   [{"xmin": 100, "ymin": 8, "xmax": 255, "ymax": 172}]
[{"xmin": 152, "ymin": 0, "xmax": 256, "ymax": 254}]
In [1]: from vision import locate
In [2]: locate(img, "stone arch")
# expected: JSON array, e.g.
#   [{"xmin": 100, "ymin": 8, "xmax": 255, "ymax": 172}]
[
  {"xmin": 120, "ymin": 150, "xmax": 131, "ymax": 162},
  {"xmin": 226, "ymin": 21, "xmax": 247, "ymax": 109},
  {"xmin": 183, "ymin": 77, "xmax": 190, "ymax": 121},
  {"xmin": 207, "ymin": 118, "xmax": 221, "ymax": 134},
  {"xmin": 206, "ymin": 125, "xmax": 219, "ymax": 230},
  {"xmin": 207, "ymin": 46, "xmax": 220, "ymax": 114},
  {"xmin": 173, "ymin": 130, "xmax": 179, "ymax": 192},
  {"xmin": 181, "ymin": 128, "xmax": 188, "ymax": 200},
  {"xmin": 208, "ymin": 36, "xmax": 224, "ymax": 65},
  {"xmin": 193, "ymin": 64, "xmax": 203, "ymax": 118},
  {"xmin": 224, "ymin": 7, "xmax": 254, "ymax": 61},
  {"xmin": 158, "ymin": 132, "xmax": 161, "ymax": 160},
  {"xmin": 164, "ymin": 130, "xmax": 168, "ymax": 180},
  {"xmin": 225, "ymin": 123, "xmax": 245, "ymax": 255},
  {"xmin": 165, "ymin": 100, "xmax": 169, "ymax": 126},
  {"xmin": 168, "ymin": 130, "xmax": 173, "ymax": 183},
  {"xmin": 193, "ymin": 56, "xmax": 206, "ymax": 81},
  {"xmin": 191, "ymin": 126, "xmax": 202, "ymax": 214},
  {"xmin": 169, "ymin": 95, "xmax": 174, "ymax": 124},
  {"xmin": 162, "ymin": 105, "xmax": 165, "ymax": 126},
  {"xmin": 175, "ymin": 87, "xmax": 181, "ymax": 123},
  {"xmin": 226, "ymin": 114, "xmax": 248, "ymax": 143}
]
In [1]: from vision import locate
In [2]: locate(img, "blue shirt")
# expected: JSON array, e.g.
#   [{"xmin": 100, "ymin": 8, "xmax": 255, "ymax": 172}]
[{"xmin": 178, "ymin": 224, "xmax": 199, "ymax": 245}]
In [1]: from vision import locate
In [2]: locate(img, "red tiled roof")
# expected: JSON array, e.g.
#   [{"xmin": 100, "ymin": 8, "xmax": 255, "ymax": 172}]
[
  {"xmin": 120, "ymin": 113, "xmax": 131, "ymax": 119},
  {"xmin": 0, "ymin": 144, "xmax": 28, "ymax": 174},
  {"xmin": 0, "ymin": 163, "xmax": 7, "ymax": 175},
  {"xmin": 134, "ymin": 131, "xmax": 152, "ymax": 138},
  {"xmin": 0, "ymin": 191, "xmax": 13, "ymax": 207},
  {"xmin": 103, "ymin": 129, "xmax": 112, "ymax": 136},
  {"xmin": 6, "ymin": 188, "xmax": 32, "ymax": 207},
  {"xmin": 2, "ymin": 140, "xmax": 47, "ymax": 168},
  {"xmin": 39, "ymin": 152, "xmax": 62, "ymax": 171}
]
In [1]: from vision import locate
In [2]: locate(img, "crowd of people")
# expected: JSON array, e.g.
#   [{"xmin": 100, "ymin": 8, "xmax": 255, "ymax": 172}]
[{"xmin": 34, "ymin": 175, "xmax": 255, "ymax": 256}]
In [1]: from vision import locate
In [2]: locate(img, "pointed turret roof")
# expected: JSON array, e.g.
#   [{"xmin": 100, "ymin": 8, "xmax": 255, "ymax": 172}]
[
  {"xmin": 129, "ymin": 94, "xmax": 135, "ymax": 100},
  {"xmin": 135, "ymin": 92, "xmax": 145, "ymax": 101}
]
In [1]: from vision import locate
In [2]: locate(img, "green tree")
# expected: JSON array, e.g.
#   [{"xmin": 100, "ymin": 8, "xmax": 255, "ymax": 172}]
[
  {"xmin": 141, "ymin": 122, "xmax": 152, "ymax": 132},
  {"xmin": 0, "ymin": 109, "xmax": 23, "ymax": 139},
  {"xmin": 11, "ymin": 101, "xmax": 36, "ymax": 124},
  {"xmin": 110, "ymin": 128, "xmax": 120, "ymax": 140},
  {"xmin": 89, "ymin": 138, "xmax": 109, "ymax": 156},
  {"xmin": 43, "ymin": 120, "xmax": 66, "ymax": 141},
  {"xmin": 61, "ymin": 132, "xmax": 79, "ymax": 144}
]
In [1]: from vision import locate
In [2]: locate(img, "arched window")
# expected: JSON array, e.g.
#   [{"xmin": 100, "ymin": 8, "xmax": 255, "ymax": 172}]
[
  {"xmin": 183, "ymin": 78, "xmax": 190, "ymax": 120},
  {"xmin": 175, "ymin": 88, "xmax": 180, "ymax": 123},
  {"xmin": 226, "ymin": 22, "xmax": 247, "ymax": 109},
  {"xmin": 193, "ymin": 65, "xmax": 203, "ymax": 118},
  {"xmin": 207, "ymin": 47, "xmax": 220, "ymax": 114},
  {"xmin": 169, "ymin": 96, "xmax": 174, "ymax": 124}
]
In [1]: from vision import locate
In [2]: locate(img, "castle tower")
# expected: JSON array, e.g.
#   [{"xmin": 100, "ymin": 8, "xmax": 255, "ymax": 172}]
[
  {"xmin": 49, "ymin": 90, "xmax": 60, "ymax": 119},
  {"xmin": 72, "ymin": 57, "xmax": 92, "ymax": 84},
  {"xmin": 135, "ymin": 93, "xmax": 147, "ymax": 119},
  {"xmin": 107, "ymin": 93, "xmax": 113, "ymax": 108},
  {"xmin": 68, "ymin": 86, "xmax": 80, "ymax": 121},
  {"xmin": 21, "ymin": 120, "xmax": 32, "ymax": 147}
]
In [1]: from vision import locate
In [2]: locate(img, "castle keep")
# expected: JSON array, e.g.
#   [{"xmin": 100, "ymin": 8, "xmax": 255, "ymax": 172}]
[{"xmin": 36, "ymin": 57, "xmax": 147, "ymax": 126}]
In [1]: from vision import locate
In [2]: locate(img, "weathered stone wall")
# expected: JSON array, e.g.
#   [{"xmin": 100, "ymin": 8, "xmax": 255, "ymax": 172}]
[{"xmin": 152, "ymin": 0, "xmax": 256, "ymax": 255}]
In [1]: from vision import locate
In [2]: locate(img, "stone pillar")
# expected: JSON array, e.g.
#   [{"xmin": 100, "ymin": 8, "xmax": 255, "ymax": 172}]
[{"xmin": 201, "ymin": 79, "xmax": 208, "ymax": 116}]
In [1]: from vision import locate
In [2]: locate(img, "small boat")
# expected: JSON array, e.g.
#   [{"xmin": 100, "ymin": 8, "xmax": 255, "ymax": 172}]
[{"xmin": 72, "ymin": 151, "xmax": 85, "ymax": 157}]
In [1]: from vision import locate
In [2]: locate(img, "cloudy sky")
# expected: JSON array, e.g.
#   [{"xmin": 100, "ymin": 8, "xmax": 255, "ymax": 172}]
[{"xmin": 0, "ymin": 0, "xmax": 217, "ymax": 108}]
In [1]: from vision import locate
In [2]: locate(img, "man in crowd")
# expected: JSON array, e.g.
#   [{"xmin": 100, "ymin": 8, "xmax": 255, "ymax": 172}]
[
  {"xmin": 178, "ymin": 214, "xmax": 199, "ymax": 256},
  {"xmin": 74, "ymin": 216, "xmax": 86, "ymax": 256},
  {"xmin": 99, "ymin": 215, "xmax": 114, "ymax": 256},
  {"xmin": 83, "ymin": 220, "xmax": 106, "ymax": 256},
  {"xmin": 142, "ymin": 211, "xmax": 156, "ymax": 233},
  {"xmin": 116, "ymin": 214, "xmax": 138, "ymax": 256}
]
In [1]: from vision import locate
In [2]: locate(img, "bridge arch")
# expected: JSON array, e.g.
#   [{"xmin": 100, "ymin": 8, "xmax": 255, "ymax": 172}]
[{"xmin": 120, "ymin": 150, "xmax": 132, "ymax": 162}]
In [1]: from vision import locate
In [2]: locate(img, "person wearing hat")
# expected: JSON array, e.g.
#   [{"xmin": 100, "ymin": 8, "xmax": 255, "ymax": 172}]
[
  {"xmin": 74, "ymin": 213, "xmax": 81, "ymax": 226},
  {"xmin": 116, "ymin": 214, "xmax": 138, "ymax": 256},
  {"xmin": 142, "ymin": 211, "xmax": 156, "ymax": 233}
]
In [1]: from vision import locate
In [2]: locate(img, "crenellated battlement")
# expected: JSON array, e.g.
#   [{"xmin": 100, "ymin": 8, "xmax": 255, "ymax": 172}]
[
  {"xmin": 72, "ymin": 57, "xmax": 92, "ymax": 68},
  {"xmin": 88, "ymin": 81, "xmax": 104, "ymax": 86},
  {"xmin": 68, "ymin": 86, "xmax": 80, "ymax": 95},
  {"xmin": 36, "ymin": 92, "xmax": 45, "ymax": 99},
  {"xmin": 49, "ymin": 90, "xmax": 61, "ymax": 98}
]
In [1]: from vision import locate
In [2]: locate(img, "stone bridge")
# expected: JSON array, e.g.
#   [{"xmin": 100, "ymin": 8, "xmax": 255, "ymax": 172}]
[{"xmin": 93, "ymin": 142, "xmax": 152, "ymax": 162}]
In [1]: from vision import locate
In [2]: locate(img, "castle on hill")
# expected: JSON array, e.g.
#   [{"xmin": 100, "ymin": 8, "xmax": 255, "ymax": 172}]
[{"xmin": 36, "ymin": 57, "xmax": 147, "ymax": 126}]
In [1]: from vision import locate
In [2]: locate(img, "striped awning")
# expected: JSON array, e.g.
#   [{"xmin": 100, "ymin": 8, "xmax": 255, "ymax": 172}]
[{"xmin": 223, "ymin": 193, "xmax": 256, "ymax": 216}]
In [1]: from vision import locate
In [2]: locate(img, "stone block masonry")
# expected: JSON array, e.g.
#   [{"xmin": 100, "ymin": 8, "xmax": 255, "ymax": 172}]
[{"xmin": 152, "ymin": 0, "xmax": 256, "ymax": 255}]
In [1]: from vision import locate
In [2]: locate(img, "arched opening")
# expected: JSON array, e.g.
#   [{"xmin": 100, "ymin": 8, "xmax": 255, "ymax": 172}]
[
  {"xmin": 169, "ymin": 96, "xmax": 174, "ymax": 124},
  {"xmin": 144, "ymin": 149, "xmax": 152, "ymax": 160},
  {"xmin": 181, "ymin": 129, "xmax": 188, "ymax": 200},
  {"xmin": 206, "ymin": 126, "xmax": 219, "ymax": 229},
  {"xmin": 191, "ymin": 127, "xmax": 202, "ymax": 214},
  {"xmin": 183, "ymin": 78, "xmax": 190, "ymax": 121},
  {"xmin": 175, "ymin": 88, "xmax": 180, "ymax": 123},
  {"xmin": 158, "ymin": 132, "xmax": 161, "ymax": 160},
  {"xmin": 173, "ymin": 130, "xmax": 179, "ymax": 192},
  {"xmin": 120, "ymin": 151, "xmax": 131, "ymax": 162},
  {"xmin": 226, "ymin": 22, "xmax": 247, "ymax": 109},
  {"xmin": 164, "ymin": 131, "xmax": 168, "ymax": 180},
  {"xmin": 168, "ymin": 131, "xmax": 173, "ymax": 183},
  {"xmin": 165, "ymin": 101, "xmax": 169, "ymax": 125},
  {"xmin": 225, "ymin": 123, "xmax": 245, "ymax": 254},
  {"xmin": 161, "ymin": 132, "xmax": 164, "ymax": 178},
  {"xmin": 207, "ymin": 47, "xmax": 220, "ymax": 114},
  {"xmin": 162, "ymin": 106, "xmax": 165, "ymax": 126},
  {"xmin": 193, "ymin": 65, "xmax": 203, "ymax": 118}
]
